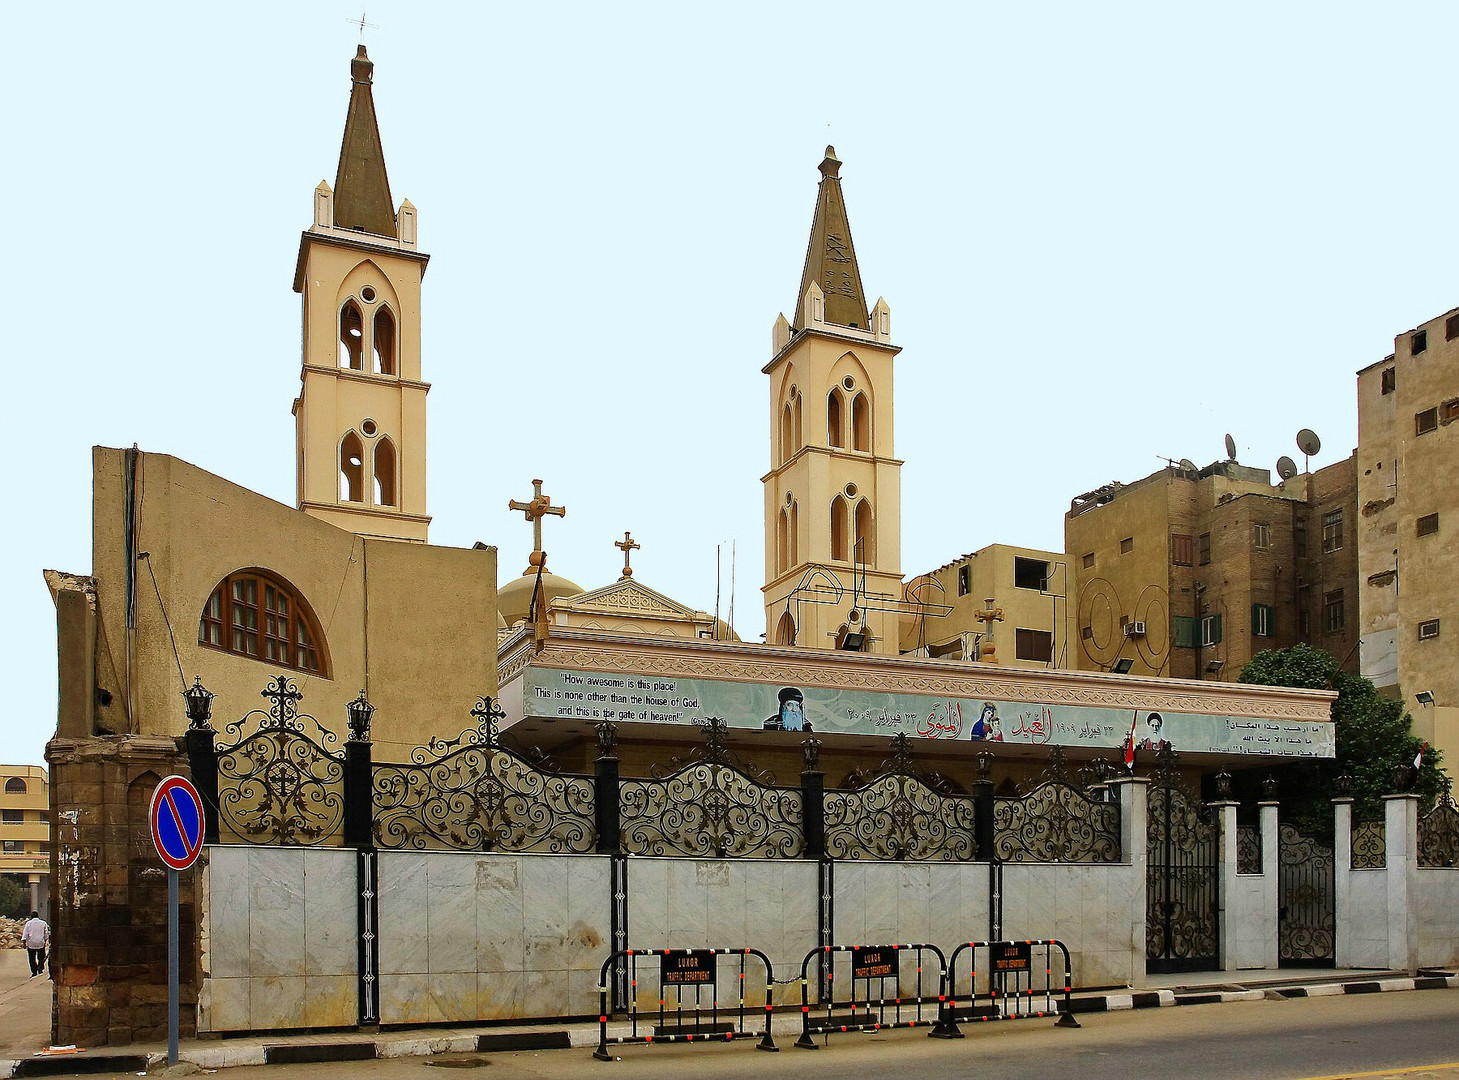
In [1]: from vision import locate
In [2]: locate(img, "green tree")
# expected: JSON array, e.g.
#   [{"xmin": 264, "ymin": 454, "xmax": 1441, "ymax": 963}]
[
  {"xmin": 1239, "ymin": 644, "xmax": 1444, "ymax": 837},
  {"xmin": 0, "ymin": 876, "xmax": 27, "ymax": 920}
]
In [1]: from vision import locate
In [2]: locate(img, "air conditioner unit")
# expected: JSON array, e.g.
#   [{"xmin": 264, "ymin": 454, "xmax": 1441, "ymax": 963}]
[{"xmin": 1124, "ymin": 621, "xmax": 1147, "ymax": 637}]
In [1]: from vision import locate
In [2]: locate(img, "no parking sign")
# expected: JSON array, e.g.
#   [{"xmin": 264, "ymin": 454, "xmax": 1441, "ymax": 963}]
[{"xmin": 150, "ymin": 775, "xmax": 205, "ymax": 871}]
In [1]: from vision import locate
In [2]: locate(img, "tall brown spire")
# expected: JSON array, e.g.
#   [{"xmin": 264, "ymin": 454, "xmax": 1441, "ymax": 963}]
[
  {"xmin": 333, "ymin": 46, "xmax": 395, "ymax": 237},
  {"xmin": 792, "ymin": 146, "xmax": 869, "ymax": 331}
]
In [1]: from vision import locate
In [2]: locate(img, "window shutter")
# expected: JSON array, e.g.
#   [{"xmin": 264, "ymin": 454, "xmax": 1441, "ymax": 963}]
[
  {"xmin": 1173, "ymin": 616, "xmax": 1194, "ymax": 648},
  {"xmin": 1212, "ymin": 613, "xmax": 1223, "ymax": 643}
]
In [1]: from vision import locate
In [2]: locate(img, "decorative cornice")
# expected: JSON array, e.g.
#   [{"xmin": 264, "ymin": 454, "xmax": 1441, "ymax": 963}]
[
  {"xmin": 564, "ymin": 578, "xmax": 700, "ymax": 620},
  {"xmin": 500, "ymin": 627, "xmax": 1334, "ymax": 723}
]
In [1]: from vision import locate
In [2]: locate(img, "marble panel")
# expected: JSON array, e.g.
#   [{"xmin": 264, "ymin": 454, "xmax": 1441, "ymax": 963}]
[
  {"xmin": 565, "ymin": 858, "xmax": 610, "ymax": 970},
  {"xmin": 427, "ymin": 861, "xmax": 477, "ymax": 975},
  {"xmin": 519, "ymin": 968, "xmax": 571, "ymax": 1018},
  {"xmin": 626, "ymin": 860, "xmax": 668, "ymax": 944},
  {"xmin": 475, "ymin": 857, "xmax": 524, "ymax": 973},
  {"xmin": 303, "ymin": 849, "xmax": 358, "ymax": 977},
  {"xmin": 249, "ymin": 975, "xmax": 308, "ymax": 1030},
  {"xmin": 206, "ymin": 849, "xmax": 252, "ymax": 979},
  {"xmin": 248, "ymin": 850, "xmax": 307, "ymax": 978},
  {"xmin": 520, "ymin": 857, "xmax": 570, "ymax": 943},
  {"xmin": 477, "ymin": 970, "xmax": 526, "ymax": 1020},
  {"xmin": 379, "ymin": 972, "xmax": 430, "ymax": 1026},
  {"xmin": 303, "ymin": 974, "xmax": 358, "ymax": 1028},
  {"xmin": 428, "ymin": 971, "xmax": 477, "ymax": 1024},
  {"xmin": 566, "ymin": 968, "xmax": 602, "ymax": 1016},
  {"xmin": 378, "ymin": 854, "xmax": 429, "ymax": 975},
  {"xmin": 202, "ymin": 976, "xmax": 250, "ymax": 1032},
  {"xmin": 665, "ymin": 860, "xmax": 709, "ymax": 943}
]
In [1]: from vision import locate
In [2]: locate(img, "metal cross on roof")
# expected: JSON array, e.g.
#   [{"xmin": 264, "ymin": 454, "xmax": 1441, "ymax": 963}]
[
  {"xmin": 615, "ymin": 531, "xmax": 641, "ymax": 578},
  {"xmin": 508, "ymin": 479, "xmax": 566, "ymax": 560},
  {"xmin": 347, "ymin": 10, "xmax": 380, "ymax": 43}
]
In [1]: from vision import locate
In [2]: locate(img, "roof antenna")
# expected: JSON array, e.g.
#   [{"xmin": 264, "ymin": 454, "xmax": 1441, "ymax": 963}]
[{"xmin": 1296, "ymin": 428, "xmax": 1322, "ymax": 474}]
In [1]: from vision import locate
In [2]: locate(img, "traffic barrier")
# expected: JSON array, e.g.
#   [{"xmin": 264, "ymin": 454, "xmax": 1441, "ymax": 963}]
[
  {"xmin": 794, "ymin": 943, "xmax": 956, "ymax": 1048},
  {"xmin": 593, "ymin": 947, "xmax": 778, "ymax": 1061},
  {"xmin": 939, "ymin": 938, "xmax": 1081, "ymax": 1038}
]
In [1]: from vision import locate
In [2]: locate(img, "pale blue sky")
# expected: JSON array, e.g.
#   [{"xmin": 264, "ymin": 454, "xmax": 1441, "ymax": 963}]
[{"xmin": 3, "ymin": 3, "xmax": 1454, "ymax": 765}]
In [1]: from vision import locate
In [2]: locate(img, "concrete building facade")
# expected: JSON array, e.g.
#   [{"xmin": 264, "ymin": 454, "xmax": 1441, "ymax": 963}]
[
  {"xmin": 0, "ymin": 765, "xmax": 50, "ymax": 915},
  {"xmin": 1357, "ymin": 305, "xmax": 1459, "ymax": 760},
  {"xmin": 1065, "ymin": 457, "xmax": 1359, "ymax": 680}
]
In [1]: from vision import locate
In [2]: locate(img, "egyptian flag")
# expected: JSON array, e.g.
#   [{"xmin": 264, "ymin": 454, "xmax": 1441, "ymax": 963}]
[
  {"xmin": 1124, "ymin": 712, "xmax": 1140, "ymax": 770},
  {"xmin": 1415, "ymin": 742, "xmax": 1428, "ymax": 771}
]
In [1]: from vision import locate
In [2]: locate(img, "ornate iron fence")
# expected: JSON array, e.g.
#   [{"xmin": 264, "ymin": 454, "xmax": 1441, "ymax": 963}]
[
  {"xmin": 214, "ymin": 676, "xmax": 346, "ymax": 845},
  {"xmin": 1236, "ymin": 826, "xmax": 1262, "ymax": 874},
  {"xmin": 1350, "ymin": 818, "xmax": 1385, "ymax": 869},
  {"xmin": 372, "ymin": 698, "xmax": 596, "ymax": 854},
  {"xmin": 823, "ymin": 734, "xmax": 976, "ymax": 861},
  {"xmin": 1418, "ymin": 778, "xmax": 1459, "ymax": 868},
  {"xmin": 618, "ymin": 718, "xmax": 804, "ymax": 858},
  {"xmin": 992, "ymin": 749, "xmax": 1120, "ymax": 863},
  {"xmin": 1278, "ymin": 822, "xmax": 1335, "ymax": 966},
  {"xmin": 1145, "ymin": 748, "xmax": 1219, "ymax": 973}
]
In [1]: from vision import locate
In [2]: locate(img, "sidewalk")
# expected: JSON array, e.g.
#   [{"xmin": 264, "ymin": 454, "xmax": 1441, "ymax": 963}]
[{"xmin": 4, "ymin": 966, "xmax": 1455, "ymax": 1076}]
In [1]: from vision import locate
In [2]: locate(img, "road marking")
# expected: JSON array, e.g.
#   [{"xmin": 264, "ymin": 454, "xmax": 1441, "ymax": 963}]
[{"xmin": 1297, "ymin": 1063, "xmax": 1459, "ymax": 1080}]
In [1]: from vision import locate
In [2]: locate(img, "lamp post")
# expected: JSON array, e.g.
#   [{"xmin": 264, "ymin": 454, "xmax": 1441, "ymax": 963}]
[{"xmin": 183, "ymin": 677, "xmax": 214, "ymax": 730}]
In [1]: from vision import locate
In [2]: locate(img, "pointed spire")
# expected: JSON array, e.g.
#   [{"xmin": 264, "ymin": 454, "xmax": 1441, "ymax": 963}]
[
  {"xmin": 792, "ymin": 146, "xmax": 869, "ymax": 331},
  {"xmin": 333, "ymin": 46, "xmax": 395, "ymax": 237}
]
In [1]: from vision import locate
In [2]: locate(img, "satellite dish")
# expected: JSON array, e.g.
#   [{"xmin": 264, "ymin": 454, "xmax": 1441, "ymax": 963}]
[
  {"xmin": 1296, "ymin": 429, "xmax": 1322, "ymax": 457},
  {"xmin": 1276, "ymin": 456, "xmax": 1298, "ymax": 481},
  {"xmin": 1179, "ymin": 458, "xmax": 1198, "ymax": 477},
  {"xmin": 1224, "ymin": 434, "xmax": 1237, "ymax": 461}
]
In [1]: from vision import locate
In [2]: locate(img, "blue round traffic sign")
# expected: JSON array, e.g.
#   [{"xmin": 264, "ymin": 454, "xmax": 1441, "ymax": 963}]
[{"xmin": 150, "ymin": 776, "xmax": 205, "ymax": 871}]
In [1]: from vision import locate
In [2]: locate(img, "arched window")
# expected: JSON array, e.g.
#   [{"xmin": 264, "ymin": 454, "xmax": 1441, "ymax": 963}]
[
  {"xmin": 4, "ymin": 778, "xmax": 25, "ymax": 795},
  {"xmin": 781, "ymin": 405, "xmax": 794, "ymax": 465},
  {"xmin": 830, "ymin": 495, "xmax": 848, "ymax": 561},
  {"xmin": 855, "ymin": 499, "xmax": 875, "ymax": 565},
  {"xmin": 340, "ymin": 432, "xmax": 364, "ymax": 502},
  {"xmin": 790, "ymin": 501, "xmax": 799, "ymax": 566},
  {"xmin": 339, "ymin": 301, "xmax": 364, "ymax": 370},
  {"xmin": 198, "ymin": 570, "xmax": 328, "ymax": 674},
  {"xmin": 374, "ymin": 438, "xmax": 397, "ymax": 506},
  {"xmin": 827, "ymin": 388, "xmax": 845, "ymax": 448},
  {"xmin": 793, "ymin": 391, "xmax": 803, "ymax": 450},
  {"xmin": 776, "ymin": 509, "xmax": 789, "ymax": 574},
  {"xmin": 851, "ymin": 392, "xmax": 870, "ymax": 452},
  {"xmin": 776, "ymin": 610, "xmax": 797, "ymax": 646},
  {"xmin": 372, "ymin": 307, "xmax": 396, "ymax": 375}
]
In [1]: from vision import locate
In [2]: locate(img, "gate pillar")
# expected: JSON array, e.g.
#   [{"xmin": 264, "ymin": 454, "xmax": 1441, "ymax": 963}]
[
  {"xmin": 1258, "ymin": 800, "xmax": 1280, "ymax": 968},
  {"xmin": 1210, "ymin": 800, "xmax": 1238, "ymax": 972},
  {"xmin": 1382, "ymin": 793, "xmax": 1420, "ymax": 972},
  {"xmin": 1109, "ymin": 777, "xmax": 1149, "ymax": 986}
]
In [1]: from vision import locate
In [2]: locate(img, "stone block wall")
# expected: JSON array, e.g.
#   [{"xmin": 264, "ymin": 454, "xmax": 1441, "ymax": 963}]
[{"xmin": 47, "ymin": 734, "xmax": 197, "ymax": 1046}]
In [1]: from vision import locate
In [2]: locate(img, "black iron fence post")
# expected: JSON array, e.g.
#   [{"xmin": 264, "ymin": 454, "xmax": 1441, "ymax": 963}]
[
  {"xmin": 801, "ymin": 736, "xmax": 825, "ymax": 860},
  {"xmin": 343, "ymin": 690, "xmax": 375, "ymax": 849},
  {"xmin": 184, "ymin": 727, "xmax": 220, "ymax": 846},
  {"xmin": 595, "ymin": 720, "xmax": 621, "ymax": 854}
]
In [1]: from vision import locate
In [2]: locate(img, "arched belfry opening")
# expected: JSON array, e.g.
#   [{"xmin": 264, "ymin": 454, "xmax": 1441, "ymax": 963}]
[
  {"xmin": 340, "ymin": 431, "xmax": 364, "ymax": 502},
  {"xmin": 372, "ymin": 307, "xmax": 396, "ymax": 375},
  {"xmin": 851, "ymin": 391, "xmax": 870, "ymax": 452},
  {"xmin": 374, "ymin": 438, "xmax": 397, "ymax": 506},
  {"xmin": 339, "ymin": 301, "xmax": 364, "ymax": 369},
  {"xmin": 827, "ymin": 388, "xmax": 844, "ymax": 448}
]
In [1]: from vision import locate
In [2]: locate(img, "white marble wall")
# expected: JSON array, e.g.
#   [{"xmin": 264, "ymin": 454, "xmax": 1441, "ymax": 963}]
[
  {"xmin": 376, "ymin": 852, "xmax": 610, "ymax": 1024},
  {"xmin": 1218, "ymin": 803, "xmax": 1279, "ymax": 971},
  {"xmin": 199, "ymin": 846, "xmax": 359, "ymax": 1033},
  {"xmin": 626, "ymin": 858, "xmax": 817, "ymax": 1007},
  {"xmin": 1413, "ymin": 868, "xmax": 1459, "ymax": 968},
  {"xmin": 1002, "ymin": 863, "xmax": 1142, "ymax": 988}
]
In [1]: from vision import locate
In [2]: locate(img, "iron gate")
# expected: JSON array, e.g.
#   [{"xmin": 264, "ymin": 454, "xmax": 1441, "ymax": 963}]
[
  {"xmin": 1146, "ymin": 753, "xmax": 1219, "ymax": 973},
  {"xmin": 1277, "ymin": 823, "xmax": 1335, "ymax": 967}
]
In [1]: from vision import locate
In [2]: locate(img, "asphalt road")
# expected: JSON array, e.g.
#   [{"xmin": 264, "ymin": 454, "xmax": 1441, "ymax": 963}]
[{"xmin": 133, "ymin": 989, "xmax": 1459, "ymax": 1080}]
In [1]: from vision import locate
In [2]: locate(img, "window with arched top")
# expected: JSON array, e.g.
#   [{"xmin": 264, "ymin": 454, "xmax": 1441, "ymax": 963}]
[
  {"xmin": 374, "ymin": 438, "xmax": 397, "ymax": 506},
  {"xmin": 851, "ymin": 392, "xmax": 870, "ymax": 452},
  {"xmin": 790, "ymin": 501, "xmax": 799, "ymax": 565},
  {"xmin": 198, "ymin": 569, "xmax": 328, "ymax": 674},
  {"xmin": 4, "ymin": 778, "xmax": 25, "ymax": 795},
  {"xmin": 372, "ymin": 307, "xmax": 396, "ymax": 376},
  {"xmin": 776, "ymin": 610, "xmax": 797, "ymax": 646},
  {"xmin": 776, "ymin": 509, "xmax": 789, "ymax": 574},
  {"xmin": 855, "ymin": 499, "xmax": 875, "ymax": 565},
  {"xmin": 793, "ymin": 391, "xmax": 803, "ymax": 449},
  {"xmin": 827, "ymin": 388, "xmax": 845, "ymax": 448},
  {"xmin": 339, "ymin": 301, "xmax": 364, "ymax": 370},
  {"xmin": 781, "ymin": 404, "xmax": 794, "ymax": 466},
  {"xmin": 340, "ymin": 432, "xmax": 364, "ymax": 502},
  {"xmin": 830, "ymin": 495, "xmax": 848, "ymax": 561}
]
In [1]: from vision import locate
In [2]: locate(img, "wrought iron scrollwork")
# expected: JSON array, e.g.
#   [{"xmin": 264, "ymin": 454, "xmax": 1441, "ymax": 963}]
[
  {"xmin": 1236, "ymin": 825, "xmax": 1262, "ymax": 874},
  {"xmin": 1145, "ymin": 755, "xmax": 1219, "ymax": 969},
  {"xmin": 618, "ymin": 717, "xmax": 804, "ymax": 858},
  {"xmin": 823, "ymin": 734, "xmax": 977, "ymax": 861},
  {"xmin": 994, "ymin": 782, "xmax": 1120, "ymax": 863},
  {"xmin": 372, "ymin": 707, "xmax": 595, "ymax": 853},
  {"xmin": 215, "ymin": 675, "xmax": 345, "ymax": 845},
  {"xmin": 1350, "ymin": 818, "xmax": 1386, "ymax": 869},
  {"xmin": 1278, "ymin": 823, "xmax": 1335, "ymax": 963},
  {"xmin": 1418, "ymin": 778, "xmax": 1459, "ymax": 868}
]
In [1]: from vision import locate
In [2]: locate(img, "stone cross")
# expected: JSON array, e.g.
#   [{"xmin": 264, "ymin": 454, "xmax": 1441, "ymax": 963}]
[
  {"xmin": 508, "ymin": 480, "xmax": 566, "ymax": 559},
  {"xmin": 615, "ymin": 531, "xmax": 641, "ymax": 578}
]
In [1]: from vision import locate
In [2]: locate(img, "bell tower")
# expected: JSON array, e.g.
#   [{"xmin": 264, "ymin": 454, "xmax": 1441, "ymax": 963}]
[
  {"xmin": 292, "ymin": 45, "xmax": 431, "ymax": 542},
  {"xmin": 763, "ymin": 147, "xmax": 903, "ymax": 653}
]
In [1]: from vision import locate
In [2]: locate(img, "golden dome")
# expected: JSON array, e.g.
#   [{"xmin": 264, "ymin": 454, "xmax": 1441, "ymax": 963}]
[{"xmin": 498, "ymin": 565, "xmax": 584, "ymax": 626}]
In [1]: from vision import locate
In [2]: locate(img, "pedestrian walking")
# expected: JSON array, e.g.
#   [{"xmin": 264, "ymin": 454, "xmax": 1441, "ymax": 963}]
[{"xmin": 21, "ymin": 911, "xmax": 48, "ymax": 978}]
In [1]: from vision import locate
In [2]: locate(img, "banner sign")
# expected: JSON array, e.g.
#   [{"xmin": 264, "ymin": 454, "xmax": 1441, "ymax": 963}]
[
  {"xmin": 519, "ymin": 667, "xmax": 1334, "ymax": 759},
  {"xmin": 851, "ymin": 947, "xmax": 897, "ymax": 980},
  {"xmin": 661, "ymin": 949, "xmax": 716, "ymax": 986}
]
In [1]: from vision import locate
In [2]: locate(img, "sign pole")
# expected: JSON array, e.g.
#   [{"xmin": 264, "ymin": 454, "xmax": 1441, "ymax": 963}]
[{"xmin": 168, "ymin": 867, "xmax": 179, "ymax": 1065}]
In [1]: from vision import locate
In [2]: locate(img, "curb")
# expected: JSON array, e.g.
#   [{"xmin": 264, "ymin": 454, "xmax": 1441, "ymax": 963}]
[{"xmin": 2, "ymin": 974, "xmax": 1455, "ymax": 1075}]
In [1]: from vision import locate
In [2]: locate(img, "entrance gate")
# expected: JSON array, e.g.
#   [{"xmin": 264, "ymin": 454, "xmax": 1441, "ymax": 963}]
[
  {"xmin": 1145, "ymin": 752, "xmax": 1219, "ymax": 973},
  {"xmin": 1277, "ymin": 823, "xmax": 1335, "ymax": 967}
]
